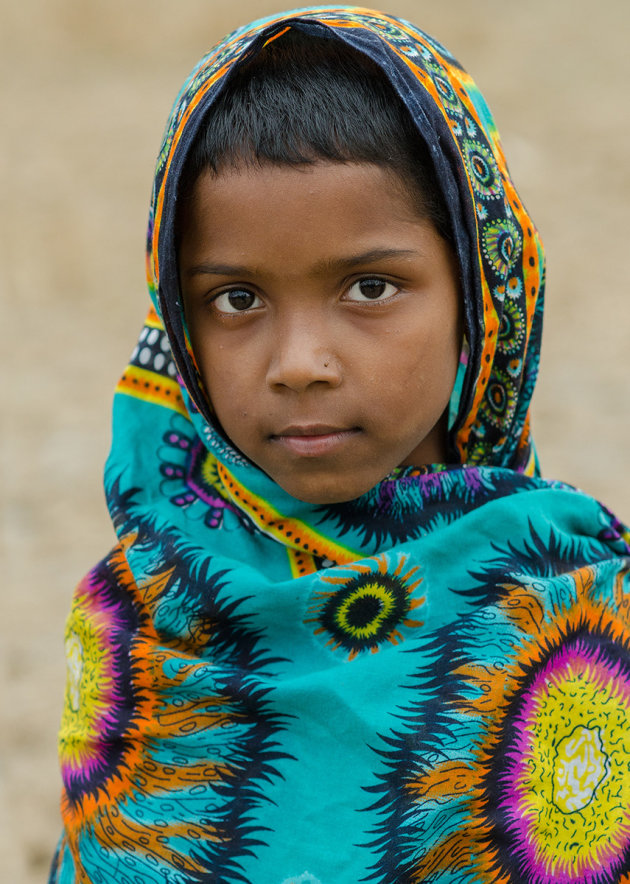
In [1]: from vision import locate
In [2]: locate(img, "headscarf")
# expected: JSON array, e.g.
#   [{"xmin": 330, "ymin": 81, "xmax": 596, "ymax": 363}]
[{"xmin": 50, "ymin": 8, "xmax": 630, "ymax": 884}]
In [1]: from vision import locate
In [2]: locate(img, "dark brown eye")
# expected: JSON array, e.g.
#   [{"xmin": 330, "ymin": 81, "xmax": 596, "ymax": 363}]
[
  {"xmin": 214, "ymin": 289, "xmax": 261, "ymax": 313},
  {"xmin": 346, "ymin": 278, "xmax": 398, "ymax": 302},
  {"xmin": 360, "ymin": 280, "xmax": 387, "ymax": 299}
]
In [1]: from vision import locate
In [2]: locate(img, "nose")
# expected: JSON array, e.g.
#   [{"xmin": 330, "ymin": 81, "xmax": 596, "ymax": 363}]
[{"xmin": 265, "ymin": 313, "xmax": 342, "ymax": 392}]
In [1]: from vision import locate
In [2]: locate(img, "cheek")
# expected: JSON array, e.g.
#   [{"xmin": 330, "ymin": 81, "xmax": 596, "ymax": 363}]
[
  {"xmin": 391, "ymin": 326, "xmax": 459, "ymax": 392},
  {"xmin": 390, "ymin": 330, "xmax": 461, "ymax": 429},
  {"xmin": 199, "ymin": 349, "xmax": 270, "ymax": 451},
  {"xmin": 191, "ymin": 347, "xmax": 237, "ymax": 433},
  {"xmin": 195, "ymin": 337, "xmax": 255, "ymax": 405}
]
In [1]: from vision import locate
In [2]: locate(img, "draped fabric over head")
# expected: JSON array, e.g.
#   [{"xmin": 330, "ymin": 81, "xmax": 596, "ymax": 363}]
[{"xmin": 50, "ymin": 8, "xmax": 630, "ymax": 884}]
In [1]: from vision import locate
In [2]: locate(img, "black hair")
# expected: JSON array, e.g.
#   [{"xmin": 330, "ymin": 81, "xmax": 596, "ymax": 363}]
[{"xmin": 178, "ymin": 28, "xmax": 451, "ymax": 241}]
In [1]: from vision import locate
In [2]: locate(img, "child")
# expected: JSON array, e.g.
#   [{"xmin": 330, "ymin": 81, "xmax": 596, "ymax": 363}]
[{"xmin": 49, "ymin": 6, "xmax": 630, "ymax": 883}]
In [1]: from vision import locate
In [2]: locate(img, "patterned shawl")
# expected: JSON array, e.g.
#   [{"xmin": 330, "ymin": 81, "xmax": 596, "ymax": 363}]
[{"xmin": 50, "ymin": 7, "xmax": 630, "ymax": 883}]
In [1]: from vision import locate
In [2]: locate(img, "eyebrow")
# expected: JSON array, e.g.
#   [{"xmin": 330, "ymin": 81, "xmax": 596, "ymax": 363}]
[{"xmin": 183, "ymin": 247, "xmax": 420, "ymax": 279}]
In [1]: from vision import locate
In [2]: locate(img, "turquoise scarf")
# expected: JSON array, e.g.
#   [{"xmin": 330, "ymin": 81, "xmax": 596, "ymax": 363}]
[{"xmin": 50, "ymin": 7, "xmax": 630, "ymax": 883}]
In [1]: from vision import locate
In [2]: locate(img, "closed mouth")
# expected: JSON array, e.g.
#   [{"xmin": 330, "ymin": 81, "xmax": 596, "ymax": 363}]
[
  {"xmin": 272, "ymin": 424, "xmax": 358, "ymax": 438},
  {"xmin": 270, "ymin": 425, "xmax": 361, "ymax": 456}
]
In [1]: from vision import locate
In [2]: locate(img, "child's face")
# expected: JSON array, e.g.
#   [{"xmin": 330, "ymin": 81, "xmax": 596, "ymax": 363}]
[{"xmin": 179, "ymin": 161, "xmax": 461, "ymax": 504}]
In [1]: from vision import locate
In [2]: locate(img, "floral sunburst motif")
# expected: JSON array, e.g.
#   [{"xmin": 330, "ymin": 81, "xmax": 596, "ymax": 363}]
[
  {"xmin": 404, "ymin": 565, "xmax": 630, "ymax": 883},
  {"xmin": 306, "ymin": 554, "xmax": 424, "ymax": 661},
  {"xmin": 56, "ymin": 533, "xmax": 288, "ymax": 882}
]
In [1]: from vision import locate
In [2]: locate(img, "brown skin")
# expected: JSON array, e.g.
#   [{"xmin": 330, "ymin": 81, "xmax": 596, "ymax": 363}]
[{"xmin": 179, "ymin": 161, "xmax": 462, "ymax": 504}]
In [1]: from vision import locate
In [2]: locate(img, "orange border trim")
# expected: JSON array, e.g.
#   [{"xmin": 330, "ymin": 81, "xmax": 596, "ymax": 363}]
[
  {"xmin": 116, "ymin": 364, "xmax": 188, "ymax": 417},
  {"xmin": 216, "ymin": 462, "xmax": 359, "ymax": 566}
]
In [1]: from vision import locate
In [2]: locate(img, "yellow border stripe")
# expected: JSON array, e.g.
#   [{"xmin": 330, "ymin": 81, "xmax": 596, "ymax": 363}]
[
  {"xmin": 116, "ymin": 365, "xmax": 188, "ymax": 417},
  {"xmin": 145, "ymin": 306, "xmax": 163, "ymax": 329},
  {"xmin": 287, "ymin": 548, "xmax": 318, "ymax": 579},
  {"xmin": 216, "ymin": 462, "xmax": 359, "ymax": 565}
]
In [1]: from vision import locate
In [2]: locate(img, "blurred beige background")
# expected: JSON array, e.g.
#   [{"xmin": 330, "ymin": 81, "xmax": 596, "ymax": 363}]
[{"xmin": 2, "ymin": 1, "xmax": 629, "ymax": 880}]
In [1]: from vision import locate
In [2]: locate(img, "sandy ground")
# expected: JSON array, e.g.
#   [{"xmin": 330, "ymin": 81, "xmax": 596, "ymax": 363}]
[{"xmin": 2, "ymin": 0, "xmax": 629, "ymax": 880}]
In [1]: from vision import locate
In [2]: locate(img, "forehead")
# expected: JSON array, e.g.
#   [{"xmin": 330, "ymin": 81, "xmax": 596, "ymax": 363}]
[{"xmin": 178, "ymin": 161, "xmax": 442, "ymax": 276}]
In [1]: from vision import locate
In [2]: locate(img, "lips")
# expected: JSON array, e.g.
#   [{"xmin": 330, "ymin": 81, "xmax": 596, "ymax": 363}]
[{"xmin": 270, "ymin": 424, "xmax": 361, "ymax": 457}]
